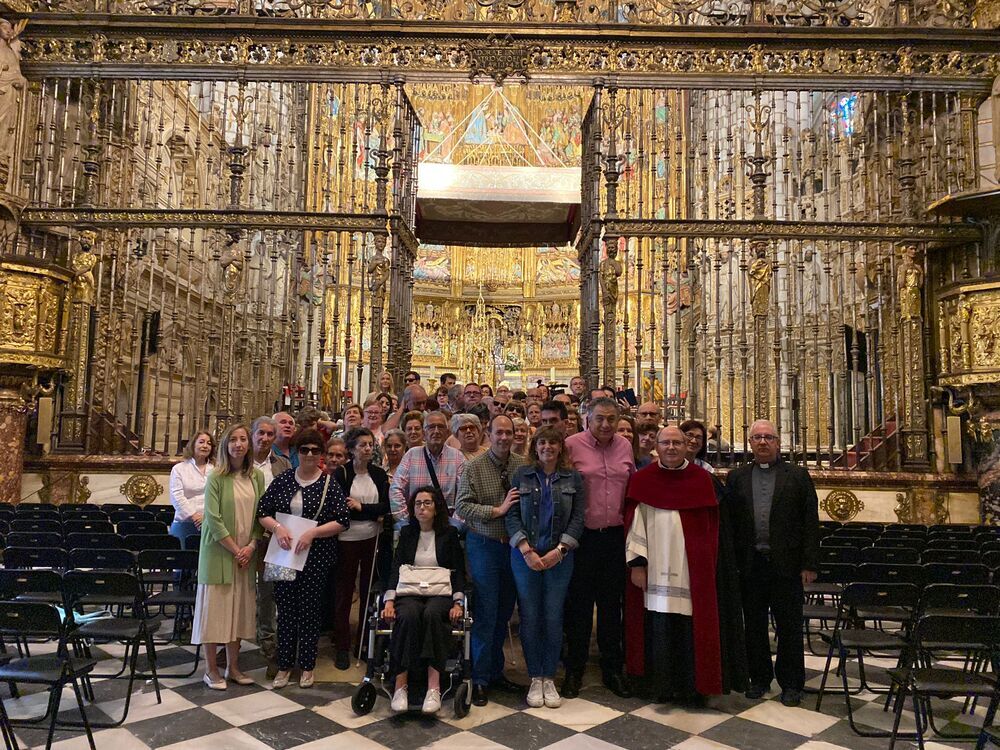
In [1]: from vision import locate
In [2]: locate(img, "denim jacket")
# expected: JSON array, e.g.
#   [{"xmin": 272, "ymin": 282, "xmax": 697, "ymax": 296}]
[{"xmin": 506, "ymin": 464, "xmax": 586, "ymax": 554}]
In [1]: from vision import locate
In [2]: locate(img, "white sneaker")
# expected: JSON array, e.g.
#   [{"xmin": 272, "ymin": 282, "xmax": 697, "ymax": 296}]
[
  {"xmin": 543, "ymin": 678, "xmax": 562, "ymax": 708},
  {"xmin": 526, "ymin": 677, "xmax": 544, "ymax": 707},
  {"xmin": 391, "ymin": 686, "xmax": 409, "ymax": 712},
  {"xmin": 422, "ymin": 687, "xmax": 442, "ymax": 714}
]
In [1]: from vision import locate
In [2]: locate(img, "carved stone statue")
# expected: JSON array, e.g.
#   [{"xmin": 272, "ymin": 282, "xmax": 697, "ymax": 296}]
[
  {"xmin": 897, "ymin": 243, "xmax": 924, "ymax": 320},
  {"xmin": 599, "ymin": 253, "xmax": 622, "ymax": 309},
  {"xmin": 748, "ymin": 242, "xmax": 772, "ymax": 316},
  {"xmin": 0, "ymin": 19, "xmax": 26, "ymax": 193}
]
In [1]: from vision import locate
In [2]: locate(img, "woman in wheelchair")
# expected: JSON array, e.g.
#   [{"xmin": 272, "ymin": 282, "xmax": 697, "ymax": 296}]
[{"xmin": 381, "ymin": 485, "xmax": 466, "ymax": 714}]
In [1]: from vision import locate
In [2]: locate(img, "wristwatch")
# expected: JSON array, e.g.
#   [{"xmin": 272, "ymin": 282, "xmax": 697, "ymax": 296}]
[{"xmin": 557, "ymin": 543, "xmax": 569, "ymax": 558}]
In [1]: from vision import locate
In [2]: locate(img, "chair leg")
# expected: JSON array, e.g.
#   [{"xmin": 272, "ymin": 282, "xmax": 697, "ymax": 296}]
[
  {"xmin": 69, "ymin": 678, "xmax": 96, "ymax": 750},
  {"xmin": 815, "ymin": 639, "xmax": 837, "ymax": 711},
  {"xmin": 42, "ymin": 681, "xmax": 61, "ymax": 750},
  {"xmin": 913, "ymin": 692, "xmax": 927, "ymax": 750},
  {"xmin": 0, "ymin": 694, "xmax": 20, "ymax": 750},
  {"xmin": 143, "ymin": 627, "xmax": 162, "ymax": 704},
  {"xmin": 975, "ymin": 692, "xmax": 1000, "ymax": 750}
]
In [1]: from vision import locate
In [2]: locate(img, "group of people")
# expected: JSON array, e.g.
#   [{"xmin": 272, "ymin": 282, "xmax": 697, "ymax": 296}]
[{"xmin": 167, "ymin": 370, "xmax": 819, "ymax": 716}]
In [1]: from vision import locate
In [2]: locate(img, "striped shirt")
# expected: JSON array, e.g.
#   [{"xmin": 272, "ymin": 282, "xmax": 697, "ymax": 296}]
[{"xmin": 389, "ymin": 444, "xmax": 466, "ymax": 522}]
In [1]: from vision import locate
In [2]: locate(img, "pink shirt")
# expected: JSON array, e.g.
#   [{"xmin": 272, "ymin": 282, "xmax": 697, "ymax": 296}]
[{"xmin": 566, "ymin": 430, "xmax": 636, "ymax": 530}]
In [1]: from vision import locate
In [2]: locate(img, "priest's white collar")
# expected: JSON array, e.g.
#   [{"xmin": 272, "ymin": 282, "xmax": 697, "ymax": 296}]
[
  {"xmin": 657, "ymin": 458, "xmax": 689, "ymax": 471},
  {"xmin": 755, "ymin": 462, "xmax": 772, "ymax": 469}
]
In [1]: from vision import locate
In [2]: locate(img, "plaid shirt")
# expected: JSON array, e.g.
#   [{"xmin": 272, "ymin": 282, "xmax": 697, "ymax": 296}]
[
  {"xmin": 456, "ymin": 449, "xmax": 529, "ymax": 541},
  {"xmin": 389, "ymin": 444, "xmax": 466, "ymax": 522}
]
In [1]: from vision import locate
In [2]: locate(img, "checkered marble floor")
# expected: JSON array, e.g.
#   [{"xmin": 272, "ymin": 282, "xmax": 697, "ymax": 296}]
[{"xmin": 5, "ymin": 637, "xmax": 990, "ymax": 750}]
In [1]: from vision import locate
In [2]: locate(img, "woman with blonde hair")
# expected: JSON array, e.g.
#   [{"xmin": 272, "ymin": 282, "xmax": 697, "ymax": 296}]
[
  {"xmin": 192, "ymin": 423, "xmax": 265, "ymax": 690},
  {"xmin": 511, "ymin": 417, "xmax": 530, "ymax": 457},
  {"xmin": 168, "ymin": 430, "xmax": 215, "ymax": 548}
]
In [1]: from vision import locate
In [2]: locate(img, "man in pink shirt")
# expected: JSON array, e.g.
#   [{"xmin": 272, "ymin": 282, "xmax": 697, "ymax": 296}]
[{"xmin": 562, "ymin": 397, "xmax": 636, "ymax": 699}]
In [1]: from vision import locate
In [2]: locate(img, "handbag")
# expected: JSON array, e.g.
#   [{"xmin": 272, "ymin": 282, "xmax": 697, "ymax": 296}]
[
  {"xmin": 396, "ymin": 564, "xmax": 452, "ymax": 598},
  {"xmin": 263, "ymin": 475, "xmax": 330, "ymax": 583}
]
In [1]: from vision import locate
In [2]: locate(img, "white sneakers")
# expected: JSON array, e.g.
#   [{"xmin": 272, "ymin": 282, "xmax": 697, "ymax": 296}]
[
  {"xmin": 422, "ymin": 688, "xmax": 442, "ymax": 714},
  {"xmin": 542, "ymin": 679, "xmax": 562, "ymax": 708},
  {"xmin": 391, "ymin": 686, "xmax": 409, "ymax": 712},
  {"xmin": 526, "ymin": 678, "xmax": 545, "ymax": 707},
  {"xmin": 527, "ymin": 678, "xmax": 562, "ymax": 708}
]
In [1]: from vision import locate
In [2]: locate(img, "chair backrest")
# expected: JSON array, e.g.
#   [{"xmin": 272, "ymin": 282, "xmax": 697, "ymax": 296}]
[
  {"xmin": 0, "ymin": 509, "xmax": 13, "ymax": 524},
  {"xmin": 6, "ymin": 531, "xmax": 65, "ymax": 549},
  {"xmin": 116, "ymin": 521, "xmax": 169, "ymax": 537},
  {"xmin": 875, "ymin": 537, "xmax": 925, "ymax": 550},
  {"xmin": 911, "ymin": 614, "xmax": 1000, "ymax": 654},
  {"xmin": 0, "ymin": 568, "xmax": 63, "ymax": 600},
  {"xmin": 136, "ymin": 548, "xmax": 199, "ymax": 574},
  {"xmin": 68, "ymin": 548, "xmax": 136, "ymax": 571},
  {"xmin": 13, "ymin": 508, "xmax": 60, "ymax": 521},
  {"xmin": 857, "ymin": 562, "xmax": 924, "ymax": 586},
  {"xmin": 153, "ymin": 508, "xmax": 176, "ymax": 525},
  {"xmin": 922, "ymin": 562, "xmax": 992, "ymax": 585},
  {"xmin": 979, "ymin": 540, "xmax": 1000, "ymax": 554},
  {"xmin": 822, "ymin": 536, "xmax": 871, "ymax": 549},
  {"xmin": 102, "ymin": 503, "xmax": 139, "ymax": 513},
  {"xmin": 64, "ymin": 532, "xmax": 125, "ymax": 550},
  {"xmin": 61, "ymin": 520, "xmax": 115, "ymax": 536},
  {"xmin": 59, "ymin": 510, "xmax": 108, "ymax": 522},
  {"xmin": 858, "ymin": 546, "xmax": 921, "ymax": 565},
  {"xmin": 62, "ymin": 570, "xmax": 144, "ymax": 610},
  {"xmin": 814, "ymin": 561, "xmax": 856, "ymax": 585},
  {"xmin": 57, "ymin": 504, "xmax": 101, "ymax": 514},
  {"xmin": 930, "ymin": 524, "xmax": 977, "ymax": 533},
  {"xmin": 184, "ymin": 534, "xmax": 201, "ymax": 551},
  {"xmin": 886, "ymin": 523, "xmax": 928, "ymax": 532},
  {"xmin": 921, "ymin": 583, "xmax": 1000, "ymax": 616},
  {"xmin": 842, "ymin": 581, "xmax": 921, "ymax": 615},
  {"xmin": 832, "ymin": 527, "xmax": 880, "ymax": 541},
  {"xmin": 0, "ymin": 601, "xmax": 66, "ymax": 640},
  {"xmin": 820, "ymin": 546, "xmax": 859, "ymax": 565},
  {"xmin": 10, "ymin": 518, "xmax": 62, "ymax": 534},
  {"xmin": 124, "ymin": 534, "xmax": 180, "ymax": 552},
  {"xmin": 109, "ymin": 510, "xmax": 155, "ymax": 524},
  {"xmin": 926, "ymin": 540, "xmax": 980, "ymax": 553},
  {"xmin": 922, "ymin": 549, "xmax": 982, "ymax": 565},
  {"xmin": 984, "ymin": 550, "xmax": 1000, "ymax": 571},
  {"xmin": 2, "ymin": 547, "xmax": 69, "ymax": 570},
  {"xmin": 928, "ymin": 531, "xmax": 976, "ymax": 542},
  {"xmin": 843, "ymin": 522, "xmax": 885, "ymax": 533}
]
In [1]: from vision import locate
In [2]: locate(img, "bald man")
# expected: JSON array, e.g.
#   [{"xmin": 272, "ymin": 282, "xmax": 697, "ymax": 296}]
[
  {"xmin": 726, "ymin": 419, "xmax": 819, "ymax": 708},
  {"xmin": 635, "ymin": 403, "xmax": 662, "ymax": 430}
]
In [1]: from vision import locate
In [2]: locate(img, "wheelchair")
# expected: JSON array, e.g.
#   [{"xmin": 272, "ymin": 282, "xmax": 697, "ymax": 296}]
[{"xmin": 352, "ymin": 589, "xmax": 474, "ymax": 718}]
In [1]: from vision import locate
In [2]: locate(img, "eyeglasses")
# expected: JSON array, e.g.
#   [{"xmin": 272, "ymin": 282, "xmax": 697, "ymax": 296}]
[
  {"xmin": 405, "ymin": 376, "xmax": 417, "ymax": 383},
  {"xmin": 684, "ymin": 432, "xmax": 704, "ymax": 442},
  {"xmin": 413, "ymin": 499, "xmax": 435, "ymax": 508},
  {"xmin": 749, "ymin": 434, "xmax": 778, "ymax": 443},
  {"xmin": 299, "ymin": 446, "xmax": 323, "ymax": 455}
]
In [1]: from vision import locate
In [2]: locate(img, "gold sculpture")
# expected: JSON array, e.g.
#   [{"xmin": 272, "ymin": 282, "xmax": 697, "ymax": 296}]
[
  {"xmin": 748, "ymin": 242, "xmax": 772, "ymax": 317},
  {"xmin": 897, "ymin": 244, "xmax": 923, "ymax": 320},
  {"xmin": 820, "ymin": 489, "xmax": 864, "ymax": 521}
]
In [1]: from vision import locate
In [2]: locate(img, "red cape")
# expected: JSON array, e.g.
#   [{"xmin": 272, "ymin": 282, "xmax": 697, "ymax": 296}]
[{"xmin": 624, "ymin": 461, "xmax": 722, "ymax": 695}]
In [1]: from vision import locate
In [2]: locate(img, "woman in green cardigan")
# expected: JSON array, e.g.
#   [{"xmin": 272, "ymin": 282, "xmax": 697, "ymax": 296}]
[{"xmin": 192, "ymin": 423, "xmax": 265, "ymax": 690}]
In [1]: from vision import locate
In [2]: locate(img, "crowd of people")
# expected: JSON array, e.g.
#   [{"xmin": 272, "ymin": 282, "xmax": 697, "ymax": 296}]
[{"xmin": 168, "ymin": 370, "xmax": 819, "ymax": 715}]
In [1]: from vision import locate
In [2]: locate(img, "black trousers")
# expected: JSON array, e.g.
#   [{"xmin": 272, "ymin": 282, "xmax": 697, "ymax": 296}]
[
  {"xmin": 564, "ymin": 526, "xmax": 625, "ymax": 676},
  {"xmin": 742, "ymin": 551, "xmax": 805, "ymax": 691},
  {"xmin": 389, "ymin": 595, "xmax": 453, "ymax": 676}
]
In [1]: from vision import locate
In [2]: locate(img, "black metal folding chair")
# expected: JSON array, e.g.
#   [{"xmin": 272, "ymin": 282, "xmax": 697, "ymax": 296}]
[
  {"xmin": 124, "ymin": 534, "xmax": 180, "ymax": 552},
  {"xmin": 2, "ymin": 548, "xmax": 69, "ymax": 572},
  {"xmin": 60, "ymin": 570, "xmax": 162, "ymax": 727},
  {"xmin": 922, "ymin": 562, "xmax": 992, "ymax": 586},
  {"xmin": 109, "ymin": 510, "xmax": 155, "ymax": 525},
  {"xmin": 887, "ymin": 614, "xmax": 1000, "ymax": 750},
  {"xmin": 815, "ymin": 581, "xmax": 920, "ymax": 738},
  {"xmin": 9, "ymin": 519, "xmax": 61, "ymax": 535},
  {"xmin": 0, "ymin": 602, "xmax": 98, "ymax": 750},
  {"xmin": 860, "ymin": 546, "xmax": 921, "ymax": 565},
  {"xmin": 67, "ymin": 548, "xmax": 136, "ymax": 572},
  {"xmin": 64, "ymin": 532, "xmax": 126, "ymax": 551},
  {"xmin": 137, "ymin": 549, "xmax": 201, "ymax": 676}
]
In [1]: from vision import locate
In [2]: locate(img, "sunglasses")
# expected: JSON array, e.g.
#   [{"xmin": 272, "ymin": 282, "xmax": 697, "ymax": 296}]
[
  {"xmin": 405, "ymin": 377, "xmax": 417, "ymax": 383},
  {"xmin": 298, "ymin": 446, "xmax": 323, "ymax": 455}
]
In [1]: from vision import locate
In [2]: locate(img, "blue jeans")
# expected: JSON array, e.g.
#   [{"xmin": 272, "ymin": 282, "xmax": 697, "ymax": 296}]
[
  {"xmin": 465, "ymin": 531, "xmax": 517, "ymax": 687},
  {"xmin": 169, "ymin": 519, "xmax": 199, "ymax": 548},
  {"xmin": 511, "ymin": 548, "xmax": 574, "ymax": 678}
]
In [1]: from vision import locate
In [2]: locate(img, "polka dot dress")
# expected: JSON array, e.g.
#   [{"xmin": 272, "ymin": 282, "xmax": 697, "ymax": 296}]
[{"xmin": 258, "ymin": 471, "xmax": 350, "ymax": 670}]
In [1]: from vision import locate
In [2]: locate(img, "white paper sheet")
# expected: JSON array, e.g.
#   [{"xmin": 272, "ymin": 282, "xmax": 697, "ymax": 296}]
[{"xmin": 263, "ymin": 512, "xmax": 318, "ymax": 572}]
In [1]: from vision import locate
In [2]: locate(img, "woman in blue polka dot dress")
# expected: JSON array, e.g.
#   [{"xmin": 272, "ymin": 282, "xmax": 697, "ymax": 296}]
[{"xmin": 257, "ymin": 428, "xmax": 351, "ymax": 689}]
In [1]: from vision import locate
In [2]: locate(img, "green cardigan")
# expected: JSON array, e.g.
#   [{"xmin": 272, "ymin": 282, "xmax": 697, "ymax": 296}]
[{"xmin": 198, "ymin": 469, "xmax": 265, "ymax": 586}]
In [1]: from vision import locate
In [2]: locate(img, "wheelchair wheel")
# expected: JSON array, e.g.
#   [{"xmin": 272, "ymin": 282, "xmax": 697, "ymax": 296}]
[
  {"xmin": 352, "ymin": 682, "xmax": 378, "ymax": 716},
  {"xmin": 453, "ymin": 682, "xmax": 471, "ymax": 718}
]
